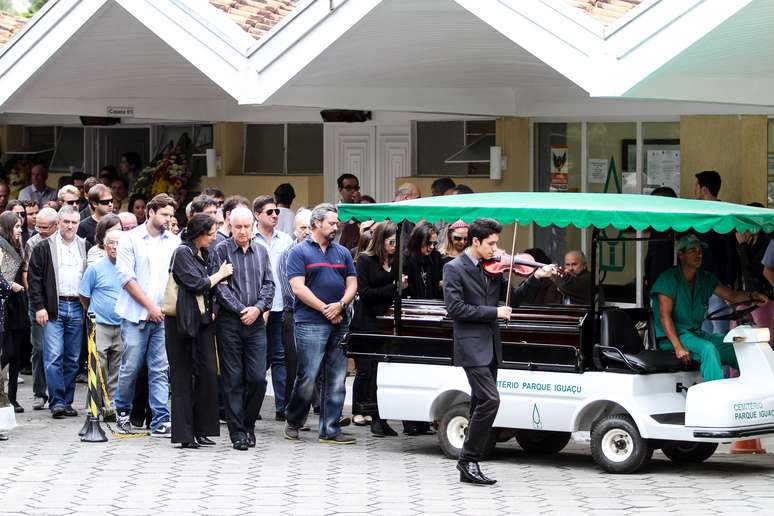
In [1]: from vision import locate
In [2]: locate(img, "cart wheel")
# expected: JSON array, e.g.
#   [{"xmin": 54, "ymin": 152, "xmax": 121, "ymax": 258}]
[
  {"xmin": 590, "ymin": 415, "xmax": 653, "ymax": 474},
  {"xmin": 515, "ymin": 430, "xmax": 571, "ymax": 454},
  {"xmin": 661, "ymin": 442, "xmax": 718, "ymax": 464},
  {"xmin": 437, "ymin": 403, "xmax": 496, "ymax": 460}
]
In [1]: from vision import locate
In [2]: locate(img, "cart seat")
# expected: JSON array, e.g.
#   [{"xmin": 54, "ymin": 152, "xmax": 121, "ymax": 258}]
[{"xmin": 595, "ymin": 308, "xmax": 689, "ymax": 374}]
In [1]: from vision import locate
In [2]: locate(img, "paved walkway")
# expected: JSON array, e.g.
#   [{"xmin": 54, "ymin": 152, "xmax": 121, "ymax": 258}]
[{"xmin": 2, "ymin": 377, "xmax": 774, "ymax": 515}]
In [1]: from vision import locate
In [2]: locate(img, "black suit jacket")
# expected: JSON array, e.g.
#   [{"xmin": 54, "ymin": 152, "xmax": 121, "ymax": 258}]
[{"xmin": 443, "ymin": 254, "xmax": 539, "ymax": 367}]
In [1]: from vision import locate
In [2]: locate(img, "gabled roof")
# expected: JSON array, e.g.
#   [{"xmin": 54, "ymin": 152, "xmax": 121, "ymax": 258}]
[
  {"xmin": 208, "ymin": 0, "xmax": 297, "ymax": 40},
  {"xmin": 566, "ymin": 0, "xmax": 642, "ymax": 25},
  {"xmin": 0, "ymin": 1, "xmax": 299, "ymax": 48},
  {"xmin": 0, "ymin": 10, "xmax": 26, "ymax": 45}
]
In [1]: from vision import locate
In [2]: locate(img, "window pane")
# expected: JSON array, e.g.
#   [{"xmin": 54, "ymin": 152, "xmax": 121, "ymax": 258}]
[
  {"xmin": 51, "ymin": 127, "xmax": 84, "ymax": 171},
  {"xmin": 287, "ymin": 124, "xmax": 323, "ymax": 175},
  {"xmin": 24, "ymin": 126, "xmax": 55, "ymax": 150},
  {"xmin": 244, "ymin": 124, "xmax": 284, "ymax": 175},
  {"xmin": 416, "ymin": 120, "xmax": 466, "ymax": 176}
]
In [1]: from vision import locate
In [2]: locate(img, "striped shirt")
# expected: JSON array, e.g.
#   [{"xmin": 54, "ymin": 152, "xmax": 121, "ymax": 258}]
[
  {"xmin": 277, "ymin": 240, "xmax": 301, "ymax": 313},
  {"xmin": 214, "ymin": 237, "xmax": 275, "ymax": 316}
]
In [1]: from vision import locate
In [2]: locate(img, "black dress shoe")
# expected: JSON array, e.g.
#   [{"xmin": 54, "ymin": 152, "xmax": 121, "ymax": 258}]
[
  {"xmin": 233, "ymin": 440, "xmax": 249, "ymax": 451},
  {"xmin": 63, "ymin": 406, "xmax": 78, "ymax": 417},
  {"xmin": 51, "ymin": 406, "xmax": 67, "ymax": 419},
  {"xmin": 457, "ymin": 461, "xmax": 497, "ymax": 485},
  {"xmin": 371, "ymin": 419, "xmax": 398, "ymax": 437},
  {"xmin": 195, "ymin": 436, "xmax": 216, "ymax": 446},
  {"xmin": 246, "ymin": 432, "xmax": 256, "ymax": 448},
  {"xmin": 181, "ymin": 441, "xmax": 201, "ymax": 449},
  {"xmin": 275, "ymin": 411, "xmax": 286, "ymax": 422}
]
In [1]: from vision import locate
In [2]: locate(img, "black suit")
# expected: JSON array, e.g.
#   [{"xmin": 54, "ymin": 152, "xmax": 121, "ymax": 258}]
[{"xmin": 443, "ymin": 253, "xmax": 538, "ymax": 461}]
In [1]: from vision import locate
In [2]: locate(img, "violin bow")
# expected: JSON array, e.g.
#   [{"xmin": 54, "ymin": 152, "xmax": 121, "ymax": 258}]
[{"xmin": 505, "ymin": 222, "xmax": 518, "ymax": 308}]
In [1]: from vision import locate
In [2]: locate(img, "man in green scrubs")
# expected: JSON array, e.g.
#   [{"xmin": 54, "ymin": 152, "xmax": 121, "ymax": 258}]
[{"xmin": 652, "ymin": 234, "xmax": 768, "ymax": 381}]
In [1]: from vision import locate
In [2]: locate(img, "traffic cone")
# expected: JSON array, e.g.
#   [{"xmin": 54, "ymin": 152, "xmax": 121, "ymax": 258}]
[{"xmin": 731, "ymin": 438, "xmax": 766, "ymax": 454}]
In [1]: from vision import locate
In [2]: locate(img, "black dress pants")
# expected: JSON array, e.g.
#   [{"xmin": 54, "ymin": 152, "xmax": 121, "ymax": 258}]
[
  {"xmin": 1, "ymin": 330, "xmax": 26, "ymax": 406},
  {"xmin": 460, "ymin": 360, "xmax": 500, "ymax": 462},
  {"xmin": 165, "ymin": 319, "xmax": 220, "ymax": 444},
  {"xmin": 216, "ymin": 312, "xmax": 267, "ymax": 443}
]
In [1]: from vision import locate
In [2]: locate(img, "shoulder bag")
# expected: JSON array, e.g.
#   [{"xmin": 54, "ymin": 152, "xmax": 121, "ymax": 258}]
[{"xmin": 161, "ymin": 247, "xmax": 205, "ymax": 317}]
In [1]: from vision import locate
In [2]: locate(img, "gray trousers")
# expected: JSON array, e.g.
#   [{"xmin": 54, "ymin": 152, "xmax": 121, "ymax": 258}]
[{"xmin": 95, "ymin": 323, "xmax": 123, "ymax": 411}]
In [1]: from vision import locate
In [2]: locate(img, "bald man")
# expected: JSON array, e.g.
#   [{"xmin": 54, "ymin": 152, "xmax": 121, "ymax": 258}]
[
  {"xmin": 551, "ymin": 250, "xmax": 592, "ymax": 305},
  {"xmin": 394, "ymin": 182, "xmax": 421, "ymax": 202}
]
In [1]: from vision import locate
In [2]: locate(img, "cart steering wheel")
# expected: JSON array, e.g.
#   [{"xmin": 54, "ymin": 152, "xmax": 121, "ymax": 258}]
[{"xmin": 706, "ymin": 299, "xmax": 758, "ymax": 322}]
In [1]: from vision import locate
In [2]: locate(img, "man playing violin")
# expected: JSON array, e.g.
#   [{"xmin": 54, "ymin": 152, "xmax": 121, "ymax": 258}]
[{"xmin": 443, "ymin": 218, "xmax": 558, "ymax": 485}]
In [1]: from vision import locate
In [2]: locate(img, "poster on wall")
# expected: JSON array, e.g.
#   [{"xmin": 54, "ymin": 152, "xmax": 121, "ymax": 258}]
[
  {"xmin": 550, "ymin": 145, "xmax": 569, "ymax": 192},
  {"xmin": 587, "ymin": 158, "xmax": 608, "ymax": 184},
  {"xmin": 646, "ymin": 149, "xmax": 680, "ymax": 195}
]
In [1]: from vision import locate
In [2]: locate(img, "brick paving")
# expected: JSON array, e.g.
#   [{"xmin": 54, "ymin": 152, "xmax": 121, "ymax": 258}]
[{"xmin": 3, "ymin": 376, "xmax": 774, "ymax": 515}]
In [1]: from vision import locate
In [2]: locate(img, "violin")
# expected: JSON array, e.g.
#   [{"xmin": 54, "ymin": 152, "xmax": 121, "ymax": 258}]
[{"xmin": 482, "ymin": 251, "xmax": 563, "ymax": 278}]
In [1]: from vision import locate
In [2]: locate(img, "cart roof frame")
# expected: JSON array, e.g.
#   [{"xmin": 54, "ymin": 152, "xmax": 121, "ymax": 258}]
[{"xmin": 338, "ymin": 192, "xmax": 774, "ymax": 234}]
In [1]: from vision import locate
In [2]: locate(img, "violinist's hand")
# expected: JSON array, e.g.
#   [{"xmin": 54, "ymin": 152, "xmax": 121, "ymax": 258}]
[
  {"xmin": 497, "ymin": 305, "xmax": 512, "ymax": 321},
  {"xmin": 534, "ymin": 264, "xmax": 559, "ymax": 279},
  {"xmin": 401, "ymin": 274, "xmax": 408, "ymax": 290}
]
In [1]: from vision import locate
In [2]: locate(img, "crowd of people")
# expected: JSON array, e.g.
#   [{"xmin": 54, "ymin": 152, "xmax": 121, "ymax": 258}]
[{"xmin": 0, "ymin": 164, "xmax": 772, "ymax": 451}]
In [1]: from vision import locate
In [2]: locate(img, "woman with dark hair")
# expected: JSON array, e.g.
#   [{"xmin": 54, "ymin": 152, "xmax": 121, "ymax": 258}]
[
  {"xmin": 128, "ymin": 194, "xmax": 148, "ymax": 225},
  {"xmin": 404, "ymin": 222, "xmax": 443, "ymax": 300},
  {"xmin": 352, "ymin": 222, "xmax": 407, "ymax": 436},
  {"xmin": 87, "ymin": 214, "xmax": 122, "ymax": 265},
  {"xmin": 119, "ymin": 152, "xmax": 142, "ymax": 184},
  {"xmin": 350, "ymin": 222, "xmax": 374, "ymax": 260},
  {"xmin": 441, "ymin": 220, "xmax": 469, "ymax": 264},
  {"xmin": 0, "ymin": 211, "xmax": 29, "ymax": 413},
  {"xmin": 165, "ymin": 213, "xmax": 233, "ymax": 448}
]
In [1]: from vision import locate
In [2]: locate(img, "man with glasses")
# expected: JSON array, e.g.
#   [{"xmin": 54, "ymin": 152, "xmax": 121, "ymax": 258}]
[
  {"xmin": 57, "ymin": 185, "xmax": 81, "ymax": 211},
  {"xmin": 79, "ymin": 228, "xmax": 124, "ymax": 420},
  {"xmin": 77, "ymin": 184, "xmax": 113, "ymax": 246},
  {"xmin": 28, "ymin": 205, "xmax": 89, "ymax": 419},
  {"xmin": 253, "ymin": 195, "xmax": 294, "ymax": 421},
  {"xmin": 336, "ymin": 173, "xmax": 361, "ymax": 249},
  {"xmin": 23, "ymin": 207, "xmax": 58, "ymax": 411}
]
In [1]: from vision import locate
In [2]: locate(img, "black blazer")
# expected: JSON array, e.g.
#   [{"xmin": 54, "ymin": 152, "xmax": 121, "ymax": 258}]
[
  {"xmin": 28, "ymin": 236, "xmax": 89, "ymax": 320},
  {"xmin": 352, "ymin": 253, "xmax": 396, "ymax": 332},
  {"xmin": 443, "ymin": 253, "xmax": 539, "ymax": 367}
]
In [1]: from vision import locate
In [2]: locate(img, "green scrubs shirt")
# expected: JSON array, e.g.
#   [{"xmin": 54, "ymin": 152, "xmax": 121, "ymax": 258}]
[{"xmin": 651, "ymin": 266, "xmax": 719, "ymax": 339}]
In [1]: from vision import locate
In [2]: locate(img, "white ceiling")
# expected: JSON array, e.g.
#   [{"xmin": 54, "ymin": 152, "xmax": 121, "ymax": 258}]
[{"xmin": 8, "ymin": 2, "xmax": 233, "ymax": 106}]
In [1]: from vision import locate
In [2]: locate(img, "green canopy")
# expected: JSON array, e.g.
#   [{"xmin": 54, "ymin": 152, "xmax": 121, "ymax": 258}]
[{"xmin": 338, "ymin": 192, "xmax": 774, "ymax": 234}]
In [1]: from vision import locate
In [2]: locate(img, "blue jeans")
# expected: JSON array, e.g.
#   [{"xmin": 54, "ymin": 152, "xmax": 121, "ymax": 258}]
[
  {"xmin": 114, "ymin": 320, "xmax": 170, "ymax": 431},
  {"xmin": 267, "ymin": 311, "xmax": 286, "ymax": 412},
  {"xmin": 285, "ymin": 319, "xmax": 349, "ymax": 439},
  {"xmin": 42, "ymin": 300, "xmax": 83, "ymax": 410}
]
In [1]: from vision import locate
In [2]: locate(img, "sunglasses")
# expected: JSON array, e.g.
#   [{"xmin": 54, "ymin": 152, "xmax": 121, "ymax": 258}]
[
  {"xmin": 64, "ymin": 200, "xmax": 79, "ymax": 206},
  {"xmin": 97, "ymin": 198, "xmax": 114, "ymax": 206},
  {"xmin": 452, "ymin": 236, "xmax": 468, "ymax": 242},
  {"xmin": 263, "ymin": 209, "xmax": 280, "ymax": 216},
  {"xmin": 425, "ymin": 240, "xmax": 438, "ymax": 248},
  {"xmin": 342, "ymin": 185, "xmax": 360, "ymax": 192},
  {"xmin": 386, "ymin": 239, "xmax": 396, "ymax": 246}
]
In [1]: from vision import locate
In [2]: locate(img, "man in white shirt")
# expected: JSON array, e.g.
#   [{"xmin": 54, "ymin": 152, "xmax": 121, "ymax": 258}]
[
  {"xmin": 18, "ymin": 164, "xmax": 58, "ymax": 208},
  {"xmin": 27, "ymin": 205, "xmax": 89, "ymax": 419}
]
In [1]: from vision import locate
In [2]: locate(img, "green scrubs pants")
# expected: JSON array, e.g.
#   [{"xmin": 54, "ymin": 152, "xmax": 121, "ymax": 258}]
[{"xmin": 658, "ymin": 330, "xmax": 738, "ymax": 382}]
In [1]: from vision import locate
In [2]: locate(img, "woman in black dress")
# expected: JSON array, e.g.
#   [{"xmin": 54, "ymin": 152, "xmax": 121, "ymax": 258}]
[
  {"xmin": 0, "ymin": 211, "xmax": 29, "ymax": 413},
  {"xmin": 165, "ymin": 214, "xmax": 233, "ymax": 448},
  {"xmin": 352, "ymin": 222, "xmax": 409, "ymax": 436},
  {"xmin": 404, "ymin": 223, "xmax": 443, "ymax": 300}
]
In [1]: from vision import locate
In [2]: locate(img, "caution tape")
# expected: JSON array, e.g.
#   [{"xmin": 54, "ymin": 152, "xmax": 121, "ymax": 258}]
[{"xmin": 87, "ymin": 316, "xmax": 148, "ymax": 439}]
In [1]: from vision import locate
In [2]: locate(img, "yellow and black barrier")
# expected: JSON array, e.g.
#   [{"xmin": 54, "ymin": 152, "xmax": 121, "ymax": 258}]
[{"xmin": 79, "ymin": 316, "xmax": 148, "ymax": 440}]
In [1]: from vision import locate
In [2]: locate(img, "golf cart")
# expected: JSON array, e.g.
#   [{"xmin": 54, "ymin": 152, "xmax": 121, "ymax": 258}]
[{"xmin": 339, "ymin": 192, "xmax": 774, "ymax": 474}]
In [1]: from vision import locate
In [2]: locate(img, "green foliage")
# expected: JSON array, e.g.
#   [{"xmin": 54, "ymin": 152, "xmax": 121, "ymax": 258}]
[{"xmin": 23, "ymin": 0, "xmax": 48, "ymax": 17}]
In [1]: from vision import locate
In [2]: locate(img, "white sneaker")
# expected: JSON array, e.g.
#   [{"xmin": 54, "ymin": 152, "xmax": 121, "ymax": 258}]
[
  {"xmin": 151, "ymin": 422, "xmax": 172, "ymax": 438},
  {"xmin": 17, "ymin": 376, "xmax": 24, "ymax": 384}
]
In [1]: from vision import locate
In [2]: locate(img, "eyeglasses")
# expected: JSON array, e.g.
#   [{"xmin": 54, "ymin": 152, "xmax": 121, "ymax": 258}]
[
  {"xmin": 97, "ymin": 198, "xmax": 114, "ymax": 206},
  {"xmin": 342, "ymin": 185, "xmax": 360, "ymax": 192},
  {"xmin": 263, "ymin": 209, "xmax": 280, "ymax": 216},
  {"xmin": 452, "ymin": 236, "xmax": 468, "ymax": 242},
  {"xmin": 386, "ymin": 239, "xmax": 396, "ymax": 246},
  {"xmin": 64, "ymin": 200, "xmax": 79, "ymax": 206},
  {"xmin": 216, "ymin": 201, "xmax": 224, "ymax": 207},
  {"xmin": 425, "ymin": 240, "xmax": 438, "ymax": 248}
]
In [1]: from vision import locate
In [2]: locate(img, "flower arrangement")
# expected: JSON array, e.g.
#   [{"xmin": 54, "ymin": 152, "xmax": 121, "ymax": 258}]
[
  {"xmin": 4, "ymin": 159, "xmax": 30, "ymax": 199},
  {"xmin": 131, "ymin": 133, "xmax": 203, "ymax": 208}
]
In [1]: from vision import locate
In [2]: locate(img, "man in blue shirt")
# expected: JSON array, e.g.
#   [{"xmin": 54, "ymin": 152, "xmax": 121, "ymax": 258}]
[
  {"xmin": 284, "ymin": 203, "xmax": 357, "ymax": 444},
  {"xmin": 652, "ymin": 234, "xmax": 768, "ymax": 381},
  {"xmin": 114, "ymin": 194, "xmax": 180, "ymax": 437},
  {"xmin": 79, "ymin": 228, "xmax": 124, "ymax": 419},
  {"xmin": 253, "ymin": 195, "xmax": 294, "ymax": 421}
]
